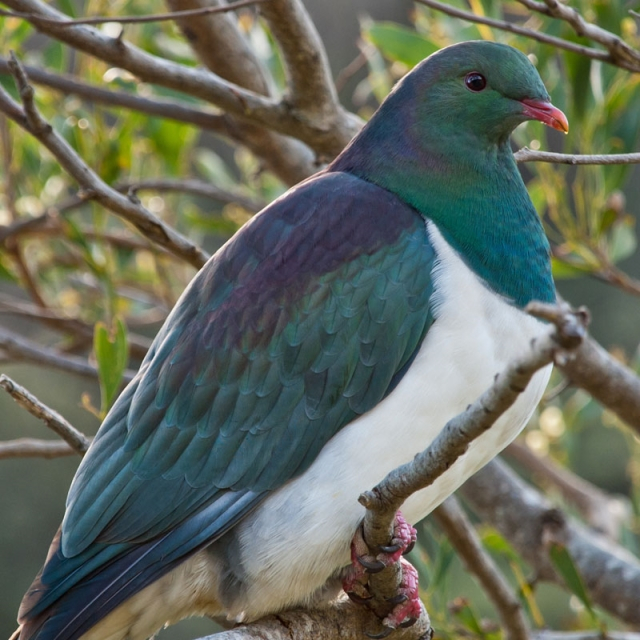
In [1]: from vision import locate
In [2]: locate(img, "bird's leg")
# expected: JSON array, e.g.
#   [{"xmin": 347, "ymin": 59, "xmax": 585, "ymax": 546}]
[{"xmin": 342, "ymin": 511, "xmax": 419, "ymax": 625}]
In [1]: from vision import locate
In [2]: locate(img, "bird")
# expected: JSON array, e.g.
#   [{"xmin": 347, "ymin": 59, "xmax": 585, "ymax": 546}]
[{"xmin": 15, "ymin": 40, "xmax": 567, "ymax": 640}]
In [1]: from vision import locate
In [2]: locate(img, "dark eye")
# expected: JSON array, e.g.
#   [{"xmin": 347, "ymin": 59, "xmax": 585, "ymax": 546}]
[{"xmin": 465, "ymin": 72, "xmax": 487, "ymax": 92}]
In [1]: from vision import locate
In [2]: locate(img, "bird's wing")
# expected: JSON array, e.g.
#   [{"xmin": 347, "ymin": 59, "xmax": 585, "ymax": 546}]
[{"xmin": 20, "ymin": 171, "xmax": 436, "ymax": 636}]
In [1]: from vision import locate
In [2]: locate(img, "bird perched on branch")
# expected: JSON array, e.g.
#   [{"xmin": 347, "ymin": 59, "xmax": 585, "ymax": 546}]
[{"xmin": 16, "ymin": 40, "xmax": 566, "ymax": 640}]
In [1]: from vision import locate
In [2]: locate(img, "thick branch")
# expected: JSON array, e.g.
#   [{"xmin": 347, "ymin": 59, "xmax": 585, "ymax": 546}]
[
  {"xmin": 1, "ymin": 0, "xmax": 361, "ymax": 156},
  {"xmin": 461, "ymin": 458, "xmax": 640, "ymax": 625},
  {"xmin": 0, "ymin": 53, "xmax": 208, "ymax": 268},
  {"xmin": 258, "ymin": 0, "xmax": 339, "ymax": 120},
  {"xmin": 505, "ymin": 441, "xmax": 629, "ymax": 540},
  {"xmin": 165, "ymin": 0, "xmax": 316, "ymax": 184},
  {"xmin": 433, "ymin": 497, "xmax": 529, "ymax": 640},
  {"xmin": 515, "ymin": 148, "xmax": 640, "ymax": 165},
  {"xmin": 195, "ymin": 599, "xmax": 431, "ymax": 640},
  {"xmin": 557, "ymin": 336, "xmax": 640, "ymax": 435}
]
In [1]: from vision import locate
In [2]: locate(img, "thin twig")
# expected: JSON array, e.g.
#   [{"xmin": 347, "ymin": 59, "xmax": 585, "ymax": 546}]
[
  {"xmin": 532, "ymin": 632, "xmax": 640, "ymax": 640},
  {"xmin": 0, "ymin": 327, "xmax": 136, "ymax": 382},
  {"xmin": 433, "ymin": 497, "xmax": 530, "ymax": 640},
  {"xmin": 0, "ymin": 374, "xmax": 91, "ymax": 452},
  {"xmin": 413, "ymin": 0, "xmax": 617, "ymax": 67},
  {"xmin": 116, "ymin": 178, "xmax": 266, "ymax": 212},
  {"xmin": 0, "ymin": 438, "xmax": 80, "ymax": 459},
  {"xmin": 515, "ymin": 147, "xmax": 640, "ymax": 165},
  {"xmin": 517, "ymin": 0, "xmax": 640, "ymax": 69},
  {"xmin": 0, "ymin": 0, "xmax": 266, "ymax": 26},
  {"xmin": 0, "ymin": 52, "xmax": 209, "ymax": 268},
  {"xmin": 0, "ymin": 57, "xmax": 232, "ymax": 135},
  {"xmin": 0, "ymin": 293, "xmax": 152, "ymax": 360}
]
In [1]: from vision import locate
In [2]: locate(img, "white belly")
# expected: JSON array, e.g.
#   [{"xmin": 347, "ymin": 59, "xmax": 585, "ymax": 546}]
[{"xmin": 225, "ymin": 222, "xmax": 552, "ymax": 620}]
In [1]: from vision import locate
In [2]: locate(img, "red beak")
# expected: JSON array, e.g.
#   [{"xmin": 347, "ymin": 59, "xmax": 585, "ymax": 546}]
[{"xmin": 520, "ymin": 98, "xmax": 569, "ymax": 133}]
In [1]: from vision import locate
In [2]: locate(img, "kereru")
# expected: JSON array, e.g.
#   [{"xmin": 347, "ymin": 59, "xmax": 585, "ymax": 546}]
[{"xmin": 16, "ymin": 40, "xmax": 567, "ymax": 640}]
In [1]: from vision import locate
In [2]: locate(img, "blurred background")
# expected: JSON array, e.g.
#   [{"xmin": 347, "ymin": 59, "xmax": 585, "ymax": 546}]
[{"xmin": 1, "ymin": 0, "xmax": 639, "ymax": 638}]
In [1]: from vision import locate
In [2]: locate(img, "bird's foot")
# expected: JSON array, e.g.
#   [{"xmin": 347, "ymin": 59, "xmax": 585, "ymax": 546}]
[
  {"xmin": 380, "ymin": 558, "xmax": 421, "ymax": 630},
  {"xmin": 342, "ymin": 511, "xmax": 419, "ymax": 629}
]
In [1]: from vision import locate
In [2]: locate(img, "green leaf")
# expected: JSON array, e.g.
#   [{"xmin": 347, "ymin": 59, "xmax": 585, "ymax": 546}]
[
  {"xmin": 548, "ymin": 542, "xmax": 601, "ymax": 626},
  {"xmin": 551, "ymin": 257, "xmax": 593, "ymax": 279},
  {"xmin": 451, "ymin": 599, "xmax": 485, "ymax": 636},
  {"xmin": 608, "ymin": 219, "xmax": 637, "ymax": 263},
  {"xmin": 94, "ymin": 316, "xmax": 129, "ymax": 418},
  {"xmin": 363, "ymin": 22, "xmax": 438, "ymax": 68},
  {"xmin": 480, "ymin": 527, "xmax": 521, "ymax": 562}
]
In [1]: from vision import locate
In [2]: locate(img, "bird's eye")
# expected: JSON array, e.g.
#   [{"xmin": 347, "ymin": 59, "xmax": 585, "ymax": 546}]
[{"xmin": 465, "ymin": 72, "xmax": 487, "ymax": 92}]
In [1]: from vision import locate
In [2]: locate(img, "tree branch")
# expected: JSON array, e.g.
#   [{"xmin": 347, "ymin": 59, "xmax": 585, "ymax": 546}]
[
  {"xmin": 461, "ymin": 458, "xmax": 640, "ymax": 626},
  {"xmin": 116, "ymin": 178, "xmax": 266, "ymax": 212},
  {"xmin": 516, "ymin": 0, "xmax": 640, "ymax": 69},
  {"xmin": 505, "ymin": 441, "xmax": 629, "ymax": 540},
  {"xmin": 258, "ymin": 0, "xmax": 340, "ymax": 122},
  {"xmin": 1, "ymin": 0, "xmax": 362, "ymax": 156},
  {"xmin": 0, "ymin": 57, "xmax": 234, "ymax": 135},
  {"xmin": 165, "ymin": 0, "xmax": 317, "ymax": 184},
  {"xmin": 0, "ymin": 438, "xmax": 79, "ymax": 459},
  {"xmin": 433, "ymin": 497, "xmax": 530, "ymax": 640},
  {"xmin": 359, "ymin": 302, "xmax": 586, "ymax": 548},
  {"xmin": 0, "ymin": 52, "xmax": 209, "ymax": 268},
  {"xmin": 195, "ymin": 598, "xmax": 431, "ymax": 640},
  {"xmin": 413, "ymin": 0, "xmax": 619, "ymax": 68},
  {"xmin": 0, "ymin": 326, "xmax": 136, "ymax": 382},
  {"xmin": 0, "ymin": 374, "xmax": 90, "ymax": 453},
  {"xmin": 514, "ymin": 148, "xmax": 640, "ymax": 165},
  {"xmin": 0, "ymin": 293, "xmax": 152, "ymax": 360},
  {"xmin": 356, "ymin": 302, "xmax": 586, "ymax": 634},
  {"xmin": 557, "ymin": 336, "xmax": 640, "ymax": 435},
  {"xmin": 0, "ymin": 0, "xmax": 267, "ymax": 26}
]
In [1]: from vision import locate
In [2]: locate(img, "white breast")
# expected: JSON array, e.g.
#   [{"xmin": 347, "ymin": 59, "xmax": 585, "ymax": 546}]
[{"xmin": 215, "ymin": 222, "xmax": 551, "ymax": 620}]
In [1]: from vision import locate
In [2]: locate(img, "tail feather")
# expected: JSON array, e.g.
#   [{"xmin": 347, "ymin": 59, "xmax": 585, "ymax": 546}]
[{"xmin": 18, "ymin": 490, "xmax": 264, "ymax": 639}]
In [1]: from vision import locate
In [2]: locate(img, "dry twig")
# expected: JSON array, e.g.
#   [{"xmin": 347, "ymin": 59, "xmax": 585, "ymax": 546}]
[
  {"xmin": 0, "ymin": 52, "xmax": 209, "ymax": 268},
  {"xmin": 433, "ymin": 497, "xmax": 529, "ymax": 640},
  {"xmin": 515, "ymin": 148, "xmax": 640, "ymax": 165},
  {"xmin": 0, "ymin": 0, "xmax": 266, "ymax": 26},
  {"xmin": 0, "ymin": 374, "xmax": 90, "ymax": 452},
  {"xmin": 0, "ymin": 326, "xmax": 136, "ymax": 381}
]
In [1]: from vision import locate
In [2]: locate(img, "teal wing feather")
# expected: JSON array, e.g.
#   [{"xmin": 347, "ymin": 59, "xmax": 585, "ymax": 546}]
[{"xmin": 61, "ymin": 170, "xmax": 436, "ymax": 556}]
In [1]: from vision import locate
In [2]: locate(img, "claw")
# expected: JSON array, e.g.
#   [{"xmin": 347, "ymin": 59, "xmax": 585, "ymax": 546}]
[
  {"xmin": 386, "ymin": 593, "xmax": 409, "ymax": 606},
  {"xmin": 399, "ymin": 617, "xmax": 418, "ymax": 628},
  {"xmin": 379, "ymin": 543, "xmax": 402, "ymax": 554},
  {"xmin": 346, "ymin": 591, "xmax": 372, "ymax": 605},
  {"xmin": 357, "ymin": 555, "xmax": 386, "ymax": 573},
  {"xmin": 367, "ymin": 626, "xmax": 395, "ymax": 639},
  {"xmin": 403, "ymin": 539, "xmax": 415, "ymax": 555}
]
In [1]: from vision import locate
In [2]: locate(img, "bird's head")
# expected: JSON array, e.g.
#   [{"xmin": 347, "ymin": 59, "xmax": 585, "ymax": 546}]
[{"xmin": 386, "ymin": 40, "xmax": 568, "ymax": 151}]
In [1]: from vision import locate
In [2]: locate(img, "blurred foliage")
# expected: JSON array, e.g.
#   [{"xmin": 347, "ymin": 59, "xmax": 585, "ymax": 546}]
[{"xmin": 1, "ymin": 1, "xmax": 640, "ymax": 639}]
